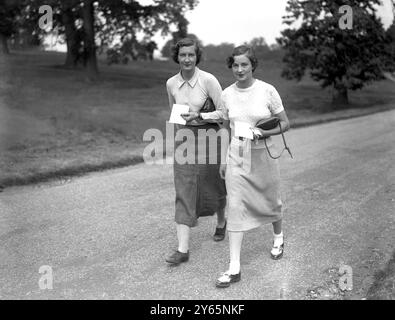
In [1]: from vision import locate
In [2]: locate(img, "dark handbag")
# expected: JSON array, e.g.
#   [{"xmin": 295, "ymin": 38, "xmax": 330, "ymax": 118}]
[
  {"xmin": 256, "ymin": 117, "xmax": 280, "ymax": 130},
  {"xmin": 200, "ymin": 97, "xmax": 216, "ymax": 113},
  {"xmin": 256, "ymin": 117, "xmax": 293, "ymax": 159}
]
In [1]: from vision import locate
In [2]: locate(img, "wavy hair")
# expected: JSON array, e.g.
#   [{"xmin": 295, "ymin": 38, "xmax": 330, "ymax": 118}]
[
  {"xmin": 172, "ymin": 38, "xmax": 202, "ymax": 65},
  {"xmin": 226, "ymin": 45, "xmax": 258, "ymax": 72}
]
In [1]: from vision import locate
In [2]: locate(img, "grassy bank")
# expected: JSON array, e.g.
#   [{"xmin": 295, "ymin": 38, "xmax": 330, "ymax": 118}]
[{"xmin": 1, "ymin": 50, "xmax": 394, "ymax": 188}]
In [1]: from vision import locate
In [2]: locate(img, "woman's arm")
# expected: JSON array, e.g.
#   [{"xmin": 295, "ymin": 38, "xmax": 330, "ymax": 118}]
[
  {"xmin": 254, "ymin": 110, "xmax": 290, "ymax": 138},
  {"xmin": 201, "ymin": 76, "xmax": 226, "ymax": 122},
  {"xmin": 219, "ymin": 120, "xmax": 231, "ymax": 179},
  {"xmin": 182, "ymin": 76, "xmax": 227, "ymax": 122},
  {"xmin": 166, "ymin": 82, "xmax": 176, "ymax": 110},
  {"xmin": 254, "ymin": 86, "xmax": 290, "ymax": 138}
]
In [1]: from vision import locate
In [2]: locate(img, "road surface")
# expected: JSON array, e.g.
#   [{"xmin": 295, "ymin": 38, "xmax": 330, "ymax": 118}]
[{"xmin": 1, "ymin": 110, "xmax": 394, "ymax": 300}]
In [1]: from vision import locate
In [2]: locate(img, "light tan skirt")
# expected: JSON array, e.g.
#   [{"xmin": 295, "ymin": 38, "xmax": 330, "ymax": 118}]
[{"xmin": 225, "ymin": 138, "xmax": 283, "ymax": 232}]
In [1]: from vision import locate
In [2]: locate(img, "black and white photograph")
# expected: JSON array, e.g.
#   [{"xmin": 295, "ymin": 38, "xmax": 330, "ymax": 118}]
[{"xmin": 0, "ymin": 0, "xmax": 395, "ymax": 305}]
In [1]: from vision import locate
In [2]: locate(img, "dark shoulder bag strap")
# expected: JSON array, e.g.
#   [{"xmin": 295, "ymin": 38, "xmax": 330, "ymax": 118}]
[{"xmin": 264, "ymin": 122, "xmax": 293, "ymax": 159}]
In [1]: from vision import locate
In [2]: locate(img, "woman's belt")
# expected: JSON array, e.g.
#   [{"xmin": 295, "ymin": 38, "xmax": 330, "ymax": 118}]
[{"xmin": 184, "ymin": 122, "xmax": 219, "ymax": 127}]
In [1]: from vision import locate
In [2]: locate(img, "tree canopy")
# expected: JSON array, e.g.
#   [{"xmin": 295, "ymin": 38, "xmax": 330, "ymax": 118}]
[
  {"xmin": 0, "ymin": 0, "xmax": 23, "ymax": 54},
  {"xmin": 160, "ymin": 33, "xmax": 201, "ymax": 59},
  {"xmin": 278, "ymin": 0, "xmax": 395, "ymax": 105},
  {"xmin": 5, "ymin": 0, "xmax": 198, "ymax": 78}
]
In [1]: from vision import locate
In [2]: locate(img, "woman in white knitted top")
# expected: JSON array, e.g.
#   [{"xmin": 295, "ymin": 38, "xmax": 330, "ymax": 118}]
[{"xmin": 183, "ymin": 45, "xmax": 291, "ymax": 288}]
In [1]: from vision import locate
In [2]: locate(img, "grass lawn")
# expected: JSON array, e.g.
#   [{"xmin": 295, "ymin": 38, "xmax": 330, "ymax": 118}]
[{"xmin": 1, "ymin": 49, "xmax": 394, "ymax": 187}]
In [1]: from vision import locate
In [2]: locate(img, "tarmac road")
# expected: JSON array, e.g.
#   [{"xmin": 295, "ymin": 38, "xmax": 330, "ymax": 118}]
[{"xmin": 0, "ymin": 110, "xmax": 394, "ymax": 300}]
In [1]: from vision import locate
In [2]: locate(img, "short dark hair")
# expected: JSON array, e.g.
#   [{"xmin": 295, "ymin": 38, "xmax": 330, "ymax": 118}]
[
  {"xmin": 172, "ymin": 38, "xmax": 202, "ymax": 65},
  {"xmin": 226, "ymin": 45, "xmax": 258, "ymax": 72}
]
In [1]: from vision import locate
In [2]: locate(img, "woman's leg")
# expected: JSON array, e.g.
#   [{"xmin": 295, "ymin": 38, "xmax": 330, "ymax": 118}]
[
  {"xmin": 272, "ymin": 219, "xmax": 282, "ymax": 235},
  {"xmin": 228, "ymin": 231, "xmax": 244, "ymax": 274},
  {"xmin": 166, "ymin": 223, "xmax": 190, "ymax": 264},
  {"xmin": 216, "ymin": 230, "xmax": 243, "ymax": 287},
  {"xmin": 216, "ymin": 207, "xmax": 226, "ymax": 228},
  {"xmin": 177, "ymin": 223, "xmax": 190, "ymax": 253}
]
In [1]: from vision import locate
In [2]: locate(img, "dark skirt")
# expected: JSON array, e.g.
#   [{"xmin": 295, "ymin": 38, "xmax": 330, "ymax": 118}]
[{"xmin": 173, "ymin": 123, "xmax": 227, "ymax": 227}]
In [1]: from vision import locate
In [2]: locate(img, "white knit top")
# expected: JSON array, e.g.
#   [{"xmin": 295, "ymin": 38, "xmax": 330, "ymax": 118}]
[{"xmin": 203, "ymin": 79, "xmax": 285, "ymax": 149}]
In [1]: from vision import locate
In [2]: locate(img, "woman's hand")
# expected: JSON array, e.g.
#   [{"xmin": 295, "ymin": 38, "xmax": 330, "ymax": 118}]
[
  {"xmin": 219, "ymin": 163, "xmax": 227, "ymax": 179},
  {"xmin": 252, "ymin": 128, "xmax": 269, "ymax": 140},
  {"xmin": 181, "ymin": 111, "xmax": 200, "ymax": 122}
]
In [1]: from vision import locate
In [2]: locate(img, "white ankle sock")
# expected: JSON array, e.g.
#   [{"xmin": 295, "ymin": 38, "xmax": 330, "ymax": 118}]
[
  {"xmin": 228, "ymin": 261, "xmax": 240, "ymax": 274},
  {"xmin": 273, "ymin": 232, "xmax": 284, "ymax": 247}
]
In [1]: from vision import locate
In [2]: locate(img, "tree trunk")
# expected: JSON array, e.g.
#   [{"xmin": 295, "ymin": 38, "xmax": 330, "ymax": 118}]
[
  {"xmin": 0, "ymin": 33, "xmax": 10, "ymax": 55},
  {"xmin": 82, "ymin": 0, "xmax": 98, "ymax": 80},
  {"xmin": 332, "ymin": 83, "xmax": 349, "ymax": 107},
  {"xmin": 62, "ymin": 9, "xmax": 78, "ymax": 68}
]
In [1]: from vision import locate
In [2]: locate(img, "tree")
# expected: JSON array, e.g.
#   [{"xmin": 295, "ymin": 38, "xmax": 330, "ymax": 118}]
[
  {"xmin": 9, "ymin": 0, "xmax": 83, "ymax": 66},
  {"xmin": 106, "ymin": 37, "xmax": 158, "ymax": 64},
  {"xmin": 278, "ymin": 0, "xmax": 395, "ymax": 106},
  {"xmin": 246, "ymin": 37, "xmax": 271, "ymax": 60},
  {"xmin": 202, "ymin": 42, "xmax": 234, "ymax": 62},
  {"xmin": 248, "ymin": 36, "xmax": 268, "ymax": 48},
  {"xmin": 383, "ymin": 0, "xmax": 395, "ymax": 81},
  {"xmin": 144, "ymin": 40, "xmax": 157, "ymax": 61},
  {"xmin": 16, "ymin": 0, "xmax": 198, "ymax": 77},
  {"xmin": 81, "ymin": 0, "xmax": 97, "ymax": 77},
  {"xmin": 99, "ymin": 0, "xmax": 197, "ymax": 63},
  {"xmin": 59, "ymin": 0, "xmax": 83, "ymax": 68},
  {"xmin": 0, "ymin": 0, "xmax": 22, "ymax": 54},
  {"xmin": 159, "ymin": 5, "xmax": 199, "ymax": 59}
]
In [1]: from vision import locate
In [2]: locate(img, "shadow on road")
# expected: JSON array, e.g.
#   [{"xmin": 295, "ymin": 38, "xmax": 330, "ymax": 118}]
[{"xmin": 366, "ymin": 250, "xmax": 395, "ymax": 300}]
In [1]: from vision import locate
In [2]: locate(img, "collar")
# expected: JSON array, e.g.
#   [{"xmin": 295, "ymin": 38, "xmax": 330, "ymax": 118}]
[{"xmin": 176, "ymin": 67, "xmax": 200, "ymax": 88}]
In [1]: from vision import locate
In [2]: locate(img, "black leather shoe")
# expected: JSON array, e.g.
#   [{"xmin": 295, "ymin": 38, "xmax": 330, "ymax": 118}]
[
  {"xmin": 166, "ymin": 250, "xmax": 189, "ymax": 265},
  {"xmin": 215, "ymin": 271, "xmax": 241, "ymax": 288},
  {"xmin": 213, "ymin": 221, "xmax": 227, "ymax": 242}
]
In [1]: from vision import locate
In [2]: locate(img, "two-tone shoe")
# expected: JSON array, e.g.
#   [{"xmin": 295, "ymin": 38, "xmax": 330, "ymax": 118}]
[
  {"xmin": 215, "ymin": 271, "xmax": 241, "ymax": 288},
  {"xmin": 270, "ymin": 241, "xmax": 284, "ymax": 260}
]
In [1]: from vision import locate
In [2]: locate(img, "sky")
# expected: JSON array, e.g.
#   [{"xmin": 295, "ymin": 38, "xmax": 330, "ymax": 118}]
[
  {"xmin": 185, "ymin": 0, "xmax": 290, "ymax": 46},
  {"xmin": 181, "ymin": 0, "xmax": 394, "ymax": 46},
  {"xmin": 46, "ymin": 0, "xmax": 394, "ymax": 52}
]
